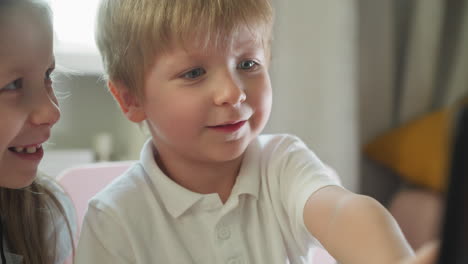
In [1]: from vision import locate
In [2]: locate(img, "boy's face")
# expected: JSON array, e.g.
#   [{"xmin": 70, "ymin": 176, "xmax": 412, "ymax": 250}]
[
  {"xmin": 120, "ymin": 27, "xmax": 272, "ymax": 164},
  {"xmin": 0, "ymin": 6, "xmax": 59, "ymax": 188}
]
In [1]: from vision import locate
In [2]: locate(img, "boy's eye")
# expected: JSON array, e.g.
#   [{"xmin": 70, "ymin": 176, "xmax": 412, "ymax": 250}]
[
  {"xmin": 238, "ymin": 60, "xmax": 259, "ymax": 70},
  {"xmin": 1, "ymin": 79, "xmax": 23, "ymax": 91},
  {"xmin": 181, "ymin": 68, "xmax": 206, "ymax": 79}
]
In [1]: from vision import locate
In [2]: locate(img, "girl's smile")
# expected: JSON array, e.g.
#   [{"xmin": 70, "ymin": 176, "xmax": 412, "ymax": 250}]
[{"xmin": 8, "ymin": 144, "xmax": 44, "ymax": 161}]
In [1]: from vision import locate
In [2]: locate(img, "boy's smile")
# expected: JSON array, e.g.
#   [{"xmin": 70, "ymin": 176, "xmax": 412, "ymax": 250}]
[{"xmin": 207, "ymin": 120, "xmax": 247, "ymax": 133}]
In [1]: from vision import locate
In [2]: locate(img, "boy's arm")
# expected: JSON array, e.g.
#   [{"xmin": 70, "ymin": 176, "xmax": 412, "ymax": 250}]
[
  {"xmin": 75, "ymin": 203, "xmax": 135, "ymax": 264},
  {"xmin": 304, "ymin": 186, "xmax": 414, "ymax": 264}
]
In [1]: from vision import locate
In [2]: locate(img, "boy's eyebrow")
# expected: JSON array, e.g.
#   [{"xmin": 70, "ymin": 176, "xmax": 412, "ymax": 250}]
[
  {"xmin": 236, "ymin": 37, "xmax": 260, "ymax": 46},
  {"xmin": 232, "ymin": 40, "xmax": 265, "ymax": 54}
]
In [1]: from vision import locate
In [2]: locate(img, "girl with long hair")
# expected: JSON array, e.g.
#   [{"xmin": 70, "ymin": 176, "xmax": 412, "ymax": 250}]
[{"xmin": 0, "ymin": 0, "xmax": 75, "ymax": 263}]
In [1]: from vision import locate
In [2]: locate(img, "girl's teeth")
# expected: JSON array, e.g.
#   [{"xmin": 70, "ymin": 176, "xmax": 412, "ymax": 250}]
[
  {"xmin": 26, "ymin": 147, "xmax": 37, "ymax": 154},
  {"xmin": 11, "ymin": 146, "xmax": 40, "ymax": 153},
  {"xmin": 15, "ymin": 147, "xmax": 24, "ymax": 153}
]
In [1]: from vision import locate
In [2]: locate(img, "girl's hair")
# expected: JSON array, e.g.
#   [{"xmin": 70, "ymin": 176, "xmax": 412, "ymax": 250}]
[
  {"xmin": 0, "ymin": 178, "xmax": 75, "ymax": 264},
  {"xmin": 0, "ymin": 0, "xmax": 75, "ymax": 263},
  {"xmin": 0, "ymin": 0, "xmax": 52, "ymax": 19},
  {"xmin": 95, "ymin": 0, "xmax": 274, "ymax": 98}
]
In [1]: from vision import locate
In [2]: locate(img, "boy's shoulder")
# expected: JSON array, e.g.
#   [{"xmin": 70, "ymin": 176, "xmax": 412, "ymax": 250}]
[
  {"xmin": 255, "ymin": 133, "xmax": 310, "ymax": 157},
  {"xmin": 254, "ymin": 133, "xmax": 333, "ymax": 176},
  {"xmin": 88, "ymin": 163, "xmax": 150, "ymax": 212},
  {"xmin": 257, "ymin": 133, "xmax": 305, "ymax": 148}
]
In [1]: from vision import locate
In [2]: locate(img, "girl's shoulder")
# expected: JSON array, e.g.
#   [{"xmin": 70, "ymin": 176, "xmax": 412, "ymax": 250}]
[
  {"xmin": 36, "ymin": 173, "xmax": 76, "ymax": 264},
  {"xmin": 36, "ymin": 173, "xmax": 74, "ymax": 215}
]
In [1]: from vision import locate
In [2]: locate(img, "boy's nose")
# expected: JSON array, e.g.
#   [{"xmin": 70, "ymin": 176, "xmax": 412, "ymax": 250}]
[
  {"xmin": 29, "ymin": 89, "xmax": 60, "ymax": 127},
  {"xmin": 213, "ymin": 73, "xmax": 247, "ymax": 106}
]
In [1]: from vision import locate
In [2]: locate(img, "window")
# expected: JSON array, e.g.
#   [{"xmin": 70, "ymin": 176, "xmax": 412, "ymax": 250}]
[{"xmin": 50, "ymin": 0, "xmax": 103, "ymax": 73}]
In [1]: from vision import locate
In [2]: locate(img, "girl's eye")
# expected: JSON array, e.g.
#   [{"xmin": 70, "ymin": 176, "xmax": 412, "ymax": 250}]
[
  {"xmin": 45, "ymin": 70, "xmax": 51, "ymax": 81},
  {"xmin": 181, "ymin": 68, "xmax": 206, "ymax": 79},
  {"xmin": 45, "ymin": 68, "xmax": 54, "ymax": 82},
  {"xmin": 1, "ymin": 79, "xmax": 22, "ymax": 91},
  {"xmin": 238, "ymin": 60, "xmax": 259, "ymax": 70}
]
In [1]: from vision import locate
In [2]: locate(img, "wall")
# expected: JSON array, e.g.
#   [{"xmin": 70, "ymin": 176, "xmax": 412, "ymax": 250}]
[
  {"xmin": 50, "ymin": 74, "xmax": 137, "ymax": 160},
  {"xmin": 268, "ymin": 0, "xmax": 359, "ymax": 191}
]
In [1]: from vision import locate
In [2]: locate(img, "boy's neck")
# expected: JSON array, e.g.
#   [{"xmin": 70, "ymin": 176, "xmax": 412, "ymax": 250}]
[{"xmin": 152, "ymin": 146, "xmax": 243, "ymax": 203}]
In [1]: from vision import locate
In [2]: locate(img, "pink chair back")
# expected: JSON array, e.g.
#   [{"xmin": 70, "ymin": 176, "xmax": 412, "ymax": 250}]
[{"xmin": 57, "ymin": 161, "xmax": 134, "ymax": 233}]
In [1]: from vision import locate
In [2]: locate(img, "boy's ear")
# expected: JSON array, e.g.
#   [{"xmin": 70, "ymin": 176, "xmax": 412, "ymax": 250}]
[{"xmin": 108, "ymin": 81, "xmax": 146, "ymax": 123}]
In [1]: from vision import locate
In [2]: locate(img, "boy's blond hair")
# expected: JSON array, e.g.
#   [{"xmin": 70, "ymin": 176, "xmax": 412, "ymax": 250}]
[{"xmin": 95, "ymin": 0, "xmax": 274, "ymax": 98}]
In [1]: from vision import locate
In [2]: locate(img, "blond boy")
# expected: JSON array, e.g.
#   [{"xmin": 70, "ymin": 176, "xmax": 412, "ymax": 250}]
[{"xmin": 76, "ymin": 0, "xmax": 437, "ymax": 263}]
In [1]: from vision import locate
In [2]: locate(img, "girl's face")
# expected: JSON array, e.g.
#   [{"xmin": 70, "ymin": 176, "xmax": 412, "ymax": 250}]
[{"xmin": 0, "ymin": 4, "xmax": 60, "ymax": 189}]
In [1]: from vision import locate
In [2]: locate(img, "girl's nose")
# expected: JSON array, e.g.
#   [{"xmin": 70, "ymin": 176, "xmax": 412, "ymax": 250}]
[{"xmin": 29, "ymin": 89, "xmax": 60, "ymax": 127}]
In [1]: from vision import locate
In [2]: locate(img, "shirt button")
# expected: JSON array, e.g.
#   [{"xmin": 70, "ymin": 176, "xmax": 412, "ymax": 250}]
[{"xmin": 217, "ymin": 226, "xmax": 231, "ymax": 240}]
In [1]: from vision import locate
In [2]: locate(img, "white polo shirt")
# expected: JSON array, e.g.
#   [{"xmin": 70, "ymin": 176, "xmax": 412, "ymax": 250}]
[{"xmin": 75, "ymin": 134, "xmax": 341, "ymax": 264}]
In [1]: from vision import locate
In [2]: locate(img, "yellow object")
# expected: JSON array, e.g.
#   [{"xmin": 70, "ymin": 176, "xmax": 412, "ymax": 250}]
[{"xmin": 364, "ymin": 109, "xmax": 453, "ymax": 193}]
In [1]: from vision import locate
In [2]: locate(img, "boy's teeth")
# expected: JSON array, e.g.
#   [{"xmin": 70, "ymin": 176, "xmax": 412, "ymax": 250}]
[
  {"xmin": 26, "ymin": 147, "xmax": 37, "ymax": 154},
  {"xmin": 14, "ymin": 147, "xmax": 24, "ymax": 153}
]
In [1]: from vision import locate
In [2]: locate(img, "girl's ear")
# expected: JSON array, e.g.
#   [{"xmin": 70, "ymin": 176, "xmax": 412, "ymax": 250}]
[{"xmin": 108, "ymin": 81, "xmax": 146, "ymax": 123}]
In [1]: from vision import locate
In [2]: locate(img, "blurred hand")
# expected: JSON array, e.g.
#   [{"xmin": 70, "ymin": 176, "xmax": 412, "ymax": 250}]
[{"xmin": 400, "ymin": 241, "xmax": 439, "ymax": 264}]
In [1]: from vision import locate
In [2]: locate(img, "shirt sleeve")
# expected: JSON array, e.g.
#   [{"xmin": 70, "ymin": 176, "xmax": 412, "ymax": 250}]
[
  {"xmin": 75, "ymin": 200, "xmax": 135, "ymax": 264},
  {"xmin": 265, "ymin": 135, "xmax": 342, "ymax": 250}
]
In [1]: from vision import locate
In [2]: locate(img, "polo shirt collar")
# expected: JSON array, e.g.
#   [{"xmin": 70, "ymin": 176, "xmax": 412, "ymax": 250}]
[
  {"xmin": 139, "ymin": 138, "xmax": 260, "ymax": 218},
  {"xmin": 230, "ymin": 137, "xmax": 260, "ymax": 200}
]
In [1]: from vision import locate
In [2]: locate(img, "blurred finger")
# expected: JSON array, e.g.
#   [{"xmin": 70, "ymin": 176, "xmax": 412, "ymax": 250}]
[{"xmin": 401, "ymin": 241, "xmax": 439, "ymax": 264}]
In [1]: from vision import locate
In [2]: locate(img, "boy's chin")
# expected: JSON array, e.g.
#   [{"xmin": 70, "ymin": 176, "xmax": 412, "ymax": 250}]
[{"xmin": 206, "ymin": 142, "xmax": 250, "ymax": 162}]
